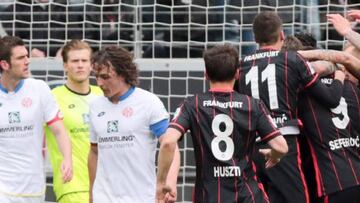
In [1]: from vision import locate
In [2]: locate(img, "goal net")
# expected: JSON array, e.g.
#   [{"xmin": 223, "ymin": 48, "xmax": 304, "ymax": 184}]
[{"xmin": 2, "ymin": 0, "xmax": 360, "ymax": 202}]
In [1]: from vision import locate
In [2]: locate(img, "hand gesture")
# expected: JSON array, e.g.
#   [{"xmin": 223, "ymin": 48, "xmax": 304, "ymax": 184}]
[
  {"xmin": 259, "ymin": 149, "xmax": 281, "ymax": 168},
  {"xmin": 156, "ymin": 183, "xmax": 176, "ymax": 203},
  {"xmin": 348, "ymin": 10, "xmax": 360, "ymax": 22},
  {"xmin": 327, "ymin": 14, "xmax": 352, "ymax": 37}
]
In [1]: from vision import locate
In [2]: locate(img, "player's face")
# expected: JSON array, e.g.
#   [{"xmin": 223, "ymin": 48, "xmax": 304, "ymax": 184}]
[
  {"xmin": 64, "ymin": 49, "xmax": 91, "ymax": 84},
  {"xmin": 94, "ymin": 66, "xmax": 128, "ymax": 102},
  {"xmin": 6, "ymin": 46, "xmax": 30, "ymax": 79}
]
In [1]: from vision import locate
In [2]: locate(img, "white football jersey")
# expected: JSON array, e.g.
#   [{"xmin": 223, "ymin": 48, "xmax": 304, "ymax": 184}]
[
  {"xmin": 90, "ymin": 87, "xmax": 169, "ymax": 203},
  {"xmin": 0, "ymin": 78, "xmax": 59, "ymax": 196}
]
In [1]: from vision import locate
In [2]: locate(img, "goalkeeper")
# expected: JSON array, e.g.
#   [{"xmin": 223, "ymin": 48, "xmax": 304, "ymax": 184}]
[{"xmin": 45, "ymin": 40, "xmax": 102, "ymax": 203}]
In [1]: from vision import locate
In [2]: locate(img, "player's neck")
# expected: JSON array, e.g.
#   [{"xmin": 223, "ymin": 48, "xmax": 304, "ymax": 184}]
[
  {"xmin": 0, "ymin": 73, "xmax": 23, "ymax": 92},
  {"xmin": 209, "ymin": 80, "xmax": 235, "ymax": 91},
  {"xmin": 66, "ymin": 79, "xmax": 90, "ymax": 95},
  {"xmin": 260, "ymin": 41, "xmax": 283, "ymax": 51}
]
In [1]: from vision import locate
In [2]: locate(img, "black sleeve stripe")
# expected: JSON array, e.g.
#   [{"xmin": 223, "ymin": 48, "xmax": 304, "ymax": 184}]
[
  {"xmin": 304, "ymin": 73, "xmax": 319, "ymax": 89},
  {"xmin": 260, "ymin": 130, "xmax": 281, "ymax": 142},
  {"xmin": 169, "ymin": 122, "xmax": 186, "ymax": 134}
]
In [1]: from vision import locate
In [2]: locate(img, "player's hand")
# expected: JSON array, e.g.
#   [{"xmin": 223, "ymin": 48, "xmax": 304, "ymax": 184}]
[
  {"xmin": 61, "ymin": 158, "xmax": 73, "ymax": 183},
  {"xmin": 348, "ymin": 10, "xmax": 360, "ymax": 21},
  {"xmin": 327, "ymin": 14, "xmax": 352, "ymax": 37},
  {"xmin": 163, "ymin": 187, "xmax": 177, "ymax": 203},
  {"xmin": 156, "ymin": 182, "xmax": 176, "ymax": 203},
  {"xmin": 259, "ymin": 149, "xmax": 281, "ymax": 168},
  {"xmin": 334, "ymin": 69, "xmax": 346, "ymax": 83}
]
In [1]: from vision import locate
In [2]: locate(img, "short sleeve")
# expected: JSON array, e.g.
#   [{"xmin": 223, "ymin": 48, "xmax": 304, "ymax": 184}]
[
  {"xmin": 39, "ymin": 80, "xmax": 60, "ymax": 123},
  {"xmin": 169, "ymin": 98, "xmax": 192, "ymax": 135},
  {"xmin": 89, "ymin": 104, "xmax": 98, "ymax": 144},
  {"xmin": 293, "ymin": 52, "xmax": 319, "ymax": 89},
  {"xmin": 255, "ymin": 100, "xmax": 281, "ymax": 142},
  {"xmin": 148, "ymin": 94, "xmax": 169, "ymax": 126}
]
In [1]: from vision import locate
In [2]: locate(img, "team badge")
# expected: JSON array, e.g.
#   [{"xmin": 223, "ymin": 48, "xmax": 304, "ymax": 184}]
[
  {"xmin": 107, "ymin": 120, "xmax": 118, "ymax": 133},
  {"xmin": 8, "ymin": 112, "xmax": 20, "ymax": 123},
  {"xmin": 122, "ymin": 107, "xmax": 133, "ymax": 118},
  {"xmin": 21, "ymin": 97, "xmax": 32, "ymax": 108}
]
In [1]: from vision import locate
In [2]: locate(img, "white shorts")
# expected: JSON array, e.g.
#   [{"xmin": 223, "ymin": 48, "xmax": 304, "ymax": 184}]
[{"xmin": 0, "ymin": 192, "xmax": 45, "ymax": 203}]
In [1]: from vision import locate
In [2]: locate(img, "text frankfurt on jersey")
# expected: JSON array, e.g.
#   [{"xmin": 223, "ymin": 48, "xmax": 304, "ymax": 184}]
[
  {"xmin": 213, "ymin": 166, "xmax": 241, "ymax": 177},
  {"xmin": 329, "ymin": 136, "xmax": 360, "ymax": 150},
  {"xmin": 243, "ymin": 51, "xmax": 279, "ymax": 62},
  {"xmin": 203, "ymin": 100, "xmax": 243, "ymax": 108}
]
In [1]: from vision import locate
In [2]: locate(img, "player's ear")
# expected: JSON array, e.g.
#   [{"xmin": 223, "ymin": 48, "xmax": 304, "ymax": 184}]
[
  {"xmin": 0, "ymin": 60, "xmax": 10, "ymax": 71},
  {"xmin": 204, "ymin": 71, "xmax": 209, "ymax": 80},
  {"xmin": 280, "ymin": 31, "xmax": 285, "ymax": 41},
  {"xmin": 234, "ymin": 69, "xmax": 240, "ymax": 80}
]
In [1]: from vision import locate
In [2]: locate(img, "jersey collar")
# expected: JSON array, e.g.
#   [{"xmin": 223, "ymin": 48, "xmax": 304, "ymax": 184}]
[
  {"xmin": 119, "ymin": 86, "xmax": 135, "ymax": 101},
  {"xmin": 0, "ymin": 79, "xmax": 24, "ymax": 94}
]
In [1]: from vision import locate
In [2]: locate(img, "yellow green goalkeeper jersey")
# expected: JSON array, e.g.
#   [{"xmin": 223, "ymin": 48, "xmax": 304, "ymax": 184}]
[{"xmin": 45, "ymin": 85, "xmax": 102, "ymax": 200}]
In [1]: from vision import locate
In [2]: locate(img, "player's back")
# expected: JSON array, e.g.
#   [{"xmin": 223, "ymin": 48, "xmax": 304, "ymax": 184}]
[
  {"xmin": 236, "ymin": 49, "xmax": 316, "ymax": 128},
  {"xmin": 173, "ymin": 89, "xmax": 279, "ymax": 203},
  {"xmin": 299, "ymin": 77, "xmax": 360, "ymax": 196}
]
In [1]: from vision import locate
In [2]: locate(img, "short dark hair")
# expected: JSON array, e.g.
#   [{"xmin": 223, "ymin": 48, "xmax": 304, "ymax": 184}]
[
  {"xmin": 0, "ymin": 36, "xmax": 25, "ymax": 69},
  {"xmin": 92, "ymin": 45, "xmax": 138, "ymax": 86},
  {"xmin": 253, "ymin": 11, "xmax": 283, "ymax": 45},
  {"xmin": 203, "ymin": 44, "xmax": 239, "ymax": 82},
  {"xmin": 281, "ymin": 35, "xmax": 304, "ymax": 51},
  {"xmin": 294, "ymin": 32, "xmax": 317, "ymax": 49},
  {"xmin": 61, "ymin": 39, "xmax": 92, "ymax": 63}
]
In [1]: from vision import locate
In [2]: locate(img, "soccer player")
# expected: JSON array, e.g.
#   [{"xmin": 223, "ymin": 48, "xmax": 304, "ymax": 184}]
[
  {"xmin": 297, "ymin": 42, "xmax": 360, "ymax": 203},
  {"xmin": 44, "ymin": 40, "xmax": 102, "ymax": 203},
  {"xmin": 0, "ymin": 36, "xmax": 72, "ymax": 202},
  {"xmin": 88, "ymin": 45, "xmax": 180, "ymax": 203},
  {"xmin": 235, "ymin": 11, "xmax": 345, "ymax": 203},
  {"xmin": 156, "ymin": 44, "xmax": 288, "ymax": 203}
]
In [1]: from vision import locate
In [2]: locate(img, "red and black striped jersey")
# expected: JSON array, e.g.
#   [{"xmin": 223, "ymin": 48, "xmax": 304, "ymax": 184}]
[
  {"xmin": 343, "ymin": 81, "xmax": 360, "ymax": 142},
  {"xmin": 299, "ymin": 78, "xmax": 360, "ymax": 197},
  {"xmin": 235, "ymin": 49, "xmax": 318, "ymax": 128},
  {"xmin": 170, "ymin": 89, "xmax": 281, "ymax": 203}
]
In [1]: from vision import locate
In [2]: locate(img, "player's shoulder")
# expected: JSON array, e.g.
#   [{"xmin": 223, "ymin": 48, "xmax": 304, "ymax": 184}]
[
  {"xmin": 90, "ymin": 95, "xmax": 108, "ymax": 106},
  {"xmin": 51, "ymin": 85, "xmax": 67, "ymax": 94},
  {"xmin": 90, "ymin": 85, "xmax": 103, "ymax": 95},
  {"xmin": 24, "ymin": 78, "xmax": 49, "ymax": 90},
  {"xmin": 133, "ymin": 87, "xmax": 161, "ymax": 101}
]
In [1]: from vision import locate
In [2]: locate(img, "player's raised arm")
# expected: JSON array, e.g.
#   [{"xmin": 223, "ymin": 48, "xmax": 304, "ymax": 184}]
[
  {"xmin": 299, "ymin": 49, "xmax": 360, "ymax": 80},
  {"xmin": 47, "ymin": 119, "xmax": 73, "ymax": 183},
  {"xmin": 327, "ymin": 13, "xmax": 360, "ymax": 51}
]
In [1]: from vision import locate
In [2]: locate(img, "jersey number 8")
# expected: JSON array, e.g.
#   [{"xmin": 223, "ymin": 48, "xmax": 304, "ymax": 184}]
[{"xmin": 211, "ymin": 114, "xmax": 234, "ymax": 161}]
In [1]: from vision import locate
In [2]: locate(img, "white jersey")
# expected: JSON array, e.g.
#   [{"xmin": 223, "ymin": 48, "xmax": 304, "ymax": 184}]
[
  {"xmin": 0, "ymin": 78, "xmax": 59, "ymax": 196},
  {"xmin": 89, "ymin": 87, "xmax": 169, "ymax": 203}
]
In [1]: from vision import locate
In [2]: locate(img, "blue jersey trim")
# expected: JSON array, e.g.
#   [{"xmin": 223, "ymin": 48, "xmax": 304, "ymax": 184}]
[
  {"xmin": 119, "ymin": 86, "xmax": 135, "ymax": 101},
  {"xmin": 150, "ymin": 119, "xmax": 169, "ymax": 138},
  {"xmin": 0, "ymin": 79, "xmax": 24, "ymax": 93}
]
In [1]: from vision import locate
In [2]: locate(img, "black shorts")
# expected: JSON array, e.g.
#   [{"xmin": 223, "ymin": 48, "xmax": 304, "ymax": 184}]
[{"xmin": 254, "ymin": 135, "xmax": 309, "ymax": 203}]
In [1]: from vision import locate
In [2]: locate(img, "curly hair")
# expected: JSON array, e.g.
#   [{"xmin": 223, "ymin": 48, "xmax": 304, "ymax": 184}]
[{"xmin": 92, "ymin": 45, "xmax": 139, "ymax": 86}]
